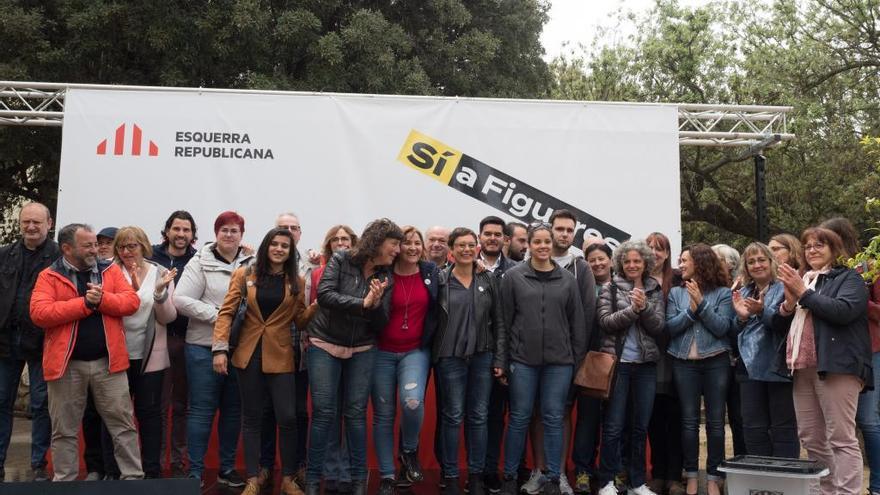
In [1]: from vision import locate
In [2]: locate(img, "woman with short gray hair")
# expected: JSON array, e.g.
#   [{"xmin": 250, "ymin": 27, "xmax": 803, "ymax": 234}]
[{"xmin": 595, "ymin": 240, "xmax": 665, "ymax": 495}]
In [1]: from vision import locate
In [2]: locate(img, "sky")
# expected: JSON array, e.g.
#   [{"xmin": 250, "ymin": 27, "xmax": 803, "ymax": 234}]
[{"xmin": 540, "ymin": 0, "xmax": 710, "ymax": 61}]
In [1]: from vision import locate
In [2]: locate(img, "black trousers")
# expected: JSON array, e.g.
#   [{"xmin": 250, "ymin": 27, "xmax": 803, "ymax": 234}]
[
  {"xmin": 739, "ymin": 378, "xmax": 799, "ymax": 457},
  {"xmin": 102, "ymin": 360, "xmax": 165, "ymax": 478},
  {"xmin": 238, "ymin": 345, "xmax": 298, "ymax": 477},
  {"xmin": 648, "ymin": 393, "xmax": 683, "ymax": 481}
]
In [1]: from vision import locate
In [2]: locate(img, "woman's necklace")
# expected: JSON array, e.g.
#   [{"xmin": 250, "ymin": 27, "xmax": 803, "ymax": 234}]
[{"xmin": 398, "ymin": 273, "xmax": 416, "ymax": 331}]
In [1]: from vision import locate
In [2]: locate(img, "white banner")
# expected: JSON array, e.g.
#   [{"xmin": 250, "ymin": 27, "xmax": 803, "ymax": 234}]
[{"xmin": 58, "ymin": 88, "xmax": 681, "ymax": 255}]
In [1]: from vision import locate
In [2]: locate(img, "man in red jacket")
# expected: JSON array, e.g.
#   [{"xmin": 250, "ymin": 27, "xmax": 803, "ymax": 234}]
[{"xmin": 30, "ymin": 223, "xmax": 142, "ymax": 481}]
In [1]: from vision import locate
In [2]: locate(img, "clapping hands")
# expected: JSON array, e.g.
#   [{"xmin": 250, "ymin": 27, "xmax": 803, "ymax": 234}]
[{"xmin": 363, "ymin": 277, "xmax": 389, "ymax": 309}]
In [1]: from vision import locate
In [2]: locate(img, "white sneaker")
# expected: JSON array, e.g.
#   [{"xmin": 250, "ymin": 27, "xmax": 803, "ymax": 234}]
[
  {"xmin": 627, "ymin": 484, "xmax": 658, "ymax": 495},
  {"xmin": 85, "ymin": 472, "xmax": 102, "ymax": 481},
  {"xmin": 558, "ymin": 473, "xmax": 574, "ymax": 495},
  {"xmin": 598, "ymin": 481, "xmax": 618, "ymax": 495},
  {"xmin": 521, "ymin": 469, "xmax": 547, "ymax": 494}
]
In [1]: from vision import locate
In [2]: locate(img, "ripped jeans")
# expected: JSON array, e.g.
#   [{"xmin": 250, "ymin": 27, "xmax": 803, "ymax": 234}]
[{"xmin": 371, "ymin": 347, "xmax": 431, "ymax": 478}]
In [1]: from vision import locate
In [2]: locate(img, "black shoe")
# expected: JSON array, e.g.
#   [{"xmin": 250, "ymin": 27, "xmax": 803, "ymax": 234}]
[
  {"xmin": 378, "ymin": 478, "xmax": 396, "ymax": 495},
  {"xmin": 351, "ymin": 480, "xmax": 367, "ymax": 495},
  {"xmin": 442, "ymin": 477, "xmax": 461, "ymax": 494},
  {"xmin": 517, "ymin": 468, "xmax": 531, "ymax": 488},
  {"xmin": 399, "ymin": 449, "xmax": 424, "ymax": 483},
  {"xmin": 466, "ymin": 474, "xmax": 486, "ymax": 495},
  {"xmin": 543, "ymin": 479, "xmax": 561, "ymax": 495},
  {"xmin": 218, "ymin": 469, "xmax": 246, "ymax": 487},
  {"xmin": 483, "ymin": 472, "xmax": 502, "ymax": 494},
  {"xmin": 325, "ymin": 479, "xmax": 339, "ymax": 492},
  {"xmin": 31, "ymin": 466, "xmax": 50, "ymax": 482},
  {"xmin": 338, "ymin": 480, "xmax": 353, "ymax": 493},
  {"xmin": 304, "ymin": 482, "xmax": 321, "ymax": 495},
  {"xmin": 500, "ymin": 475, "xmax": 519, "ymax": 495}
]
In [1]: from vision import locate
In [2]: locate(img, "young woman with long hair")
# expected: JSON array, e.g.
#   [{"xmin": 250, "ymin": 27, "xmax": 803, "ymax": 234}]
[
  {"xmin": 213, "ymin": 227, "xmax": 316, "ymax": 495},
  {"xmin": 666, "ymin": 244, "xmax": 734, "ymax": 495}
]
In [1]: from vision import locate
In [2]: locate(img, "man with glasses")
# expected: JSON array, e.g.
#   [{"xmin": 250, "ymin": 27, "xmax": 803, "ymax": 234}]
[
  {"xmin": 30, "ymin": 223, "xmax": 142, "ymax": 481},
  {"xmin": 0, "ymin": 203, "xmax": 59, "ymax": 482}
]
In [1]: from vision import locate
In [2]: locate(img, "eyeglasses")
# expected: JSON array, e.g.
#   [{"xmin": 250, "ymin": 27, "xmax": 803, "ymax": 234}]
[
  {"xmin": 330, "ymin": 236, "xmax": 351, "ymax": 243},
  {"xmin": 118, "ymin": 243, "xmax": 140, "ymax": 252},
  {"xmin": 281, "ymin": 225, "xmax": 302, "ymax": 232},
  {"xmin": 219, "ymin": 228, "xmax": 241, "ymax": 236},
  {"xmin": 804, "ymin": 242, "xmax": 826, "ymax": 252}
]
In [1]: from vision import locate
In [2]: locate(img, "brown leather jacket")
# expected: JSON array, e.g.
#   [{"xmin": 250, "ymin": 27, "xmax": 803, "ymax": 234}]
[{"xmin": 214, "ymin": 267, "xmax": 316, "ymax": 373}]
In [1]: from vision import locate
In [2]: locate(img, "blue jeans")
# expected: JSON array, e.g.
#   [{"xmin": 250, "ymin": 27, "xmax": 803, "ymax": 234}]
[
  {"xmin": 436, "ymin": 352, "xmax": 494, "ymax": 477},
  {"xmin": 673, "ymin": 353, "xmax": 729, "ymax": 480},
  {"xmin": 857, "ymin": 352, "xmax": 880, "ymax": 492},
  {"xmin": 504, "ymin": 362, "xmax": 573, "ymax": 480},
  {"xmin": 306, "ymin": 345, "xmax": 376, "ymax": 483},
  {"xmin": 371, "ymin": 347, "xmax": 430, "ymax": 478},
  {"xmin": 323, "ymin": 393, "xmax": 352, "ymax": 482},
  {"xmin": 0, "ymin": 356, "xmax": 49, "ymax": 469},
  {"xmin": 185, "ymin": 344, "xmax": 241, "ymax": 477},
  {"xmin": 599, "ymin": 363, "xmax": 656, "ymax": 487}
]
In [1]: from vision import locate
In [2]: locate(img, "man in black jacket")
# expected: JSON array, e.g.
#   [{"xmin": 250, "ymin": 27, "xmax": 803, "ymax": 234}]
[
  {"xmin": 0, "ymin": 203, "xmax": 59, "ymax": 482},
  {"xmin": 150, "ymin": 210, "xmax": 197, "ymax": 477},
  {"xmin": 479, "ymin": 216, "xmax": 524, "ymax": 492}
]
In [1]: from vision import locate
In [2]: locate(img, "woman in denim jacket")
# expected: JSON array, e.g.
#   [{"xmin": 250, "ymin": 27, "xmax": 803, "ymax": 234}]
[
  {"xmin": 666, "ymin": 243, "xmax": 734, "ymax": 495},
  {"xmin": 731, "ymin": 242, "xmax": 798, "ymax": 458}
]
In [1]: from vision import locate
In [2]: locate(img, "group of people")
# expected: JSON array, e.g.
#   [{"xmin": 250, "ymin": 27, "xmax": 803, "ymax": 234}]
[{"xmin": 0, "ymin": 202, "xmax": 877, "ymax": 495}]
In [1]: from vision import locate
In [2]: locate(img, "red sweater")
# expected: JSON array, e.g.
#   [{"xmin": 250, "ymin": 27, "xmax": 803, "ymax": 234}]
[{"xmin": 378, "ymin": 272, "xmax": 428, "ymax": 352}]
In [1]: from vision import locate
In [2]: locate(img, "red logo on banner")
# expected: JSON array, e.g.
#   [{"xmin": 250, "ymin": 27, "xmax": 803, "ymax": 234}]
[{"xmin": 96, "ymin": 123, "xmax": 159, "ymax": 157}]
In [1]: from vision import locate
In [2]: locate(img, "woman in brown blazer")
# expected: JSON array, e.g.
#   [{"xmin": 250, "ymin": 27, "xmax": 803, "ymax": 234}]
[{"xmin": 213, "ymin": 227, "xmax": 316, "ymax": 495}]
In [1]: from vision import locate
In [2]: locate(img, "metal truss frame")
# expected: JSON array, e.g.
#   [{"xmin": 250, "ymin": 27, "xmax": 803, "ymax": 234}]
[{"xmin": 1, "ymin": 81, "xmax": 794, "ymax": 149}]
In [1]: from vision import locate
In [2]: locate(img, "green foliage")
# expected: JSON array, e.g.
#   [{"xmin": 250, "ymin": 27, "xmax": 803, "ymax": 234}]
[
  {"xmin": 550, "ymin": 0, "xmax": 880, "ymax": 247},
  {"xmin": 0, "ymin": 0, "xmax": 552, "ymax": 242},
  {"xmin": 847, "ymin": 136, "xmax": 880, "ymax": 281}
]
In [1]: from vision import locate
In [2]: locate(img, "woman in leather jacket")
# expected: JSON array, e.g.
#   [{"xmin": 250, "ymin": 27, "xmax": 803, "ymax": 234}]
[
  {"xmin": 302, "ymin": 218, "xmax": 403, "ymax": 495},
  {"xmin": 433, "ymin": 227, "xmax": 506, "ymax": 494}
]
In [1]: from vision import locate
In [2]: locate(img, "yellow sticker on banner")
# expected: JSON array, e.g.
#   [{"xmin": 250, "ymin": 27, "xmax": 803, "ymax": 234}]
[{"xmin": 397, "ymin": 129, "xmax": 462, "ymax": 185}]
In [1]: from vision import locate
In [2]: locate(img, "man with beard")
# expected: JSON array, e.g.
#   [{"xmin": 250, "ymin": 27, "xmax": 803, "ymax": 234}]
[
  {"xmin": 30, "ymin": 223, "xmax": 142, "ymax": 481},
  {"xmin": 479, "ymin": 216, "xmax": 522, "ymax": 492},
  {"xmin": 0, "ymin": 203, "xmax": 59, "ymax": 482},
  {"xmin": 519, "ymin": 209, "xmax": 597, "ymax": 495},
  {"xmin": 505, "ymin": 222, "xmax": 528, "ymax": 263},
  {"xmin": 151, "ymin": 210, "xmax": 197, "ymax": 477},
  {"xmin": 426, "ymin": 226, "xmax": 451, "ymax": 268},
  {"xmin": 478, "ymin": 216, "xmax": 518, "ymax": 277}
]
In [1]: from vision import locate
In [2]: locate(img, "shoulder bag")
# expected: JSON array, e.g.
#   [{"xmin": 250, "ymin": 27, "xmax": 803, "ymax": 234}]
[
  {"xmin": 575, "ymin": 283, "xmax": 626, "ymax": 399},
  {"xmin": 228, "ymin": 266, "xmax": 252, "ymax": 352}
]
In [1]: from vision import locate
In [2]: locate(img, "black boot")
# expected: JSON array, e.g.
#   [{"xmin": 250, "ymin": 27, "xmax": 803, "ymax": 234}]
[
  {"xmin": 399, "ymin": 449, "xmax": 424, "ymax": 483},
  {"xmin": 500, "ymin": 475, "xmax": 519, "ymax": 495},
  {"xmin": 467, "ymin": 474, "xmax": 486, "ymax": 495},
  {"xmin": 442, "ymin": 477, "xmax": 461, "ymax": 494},
  {"xmin": 377, "ymin": 478, "xmax": 395, "ymax": 495}
]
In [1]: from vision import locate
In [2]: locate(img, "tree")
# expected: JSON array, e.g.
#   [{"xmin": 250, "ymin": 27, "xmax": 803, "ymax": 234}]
[
  {"xmin": 550, "ymin": 0, "xmax": 880, "ymax": 248},
  {"xmin": 0, "ymin": 0, "xmax": 552, "ymax": 240}
]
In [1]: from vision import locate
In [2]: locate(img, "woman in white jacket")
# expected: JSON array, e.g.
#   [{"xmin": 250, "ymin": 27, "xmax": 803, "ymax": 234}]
[
  {"xmin": 104, "ymin": 226, "xmax": 177, "ymax": 479},
  {"xmin": 173, "ymin": 211, "xmax": 254, "ymax": 487}
]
